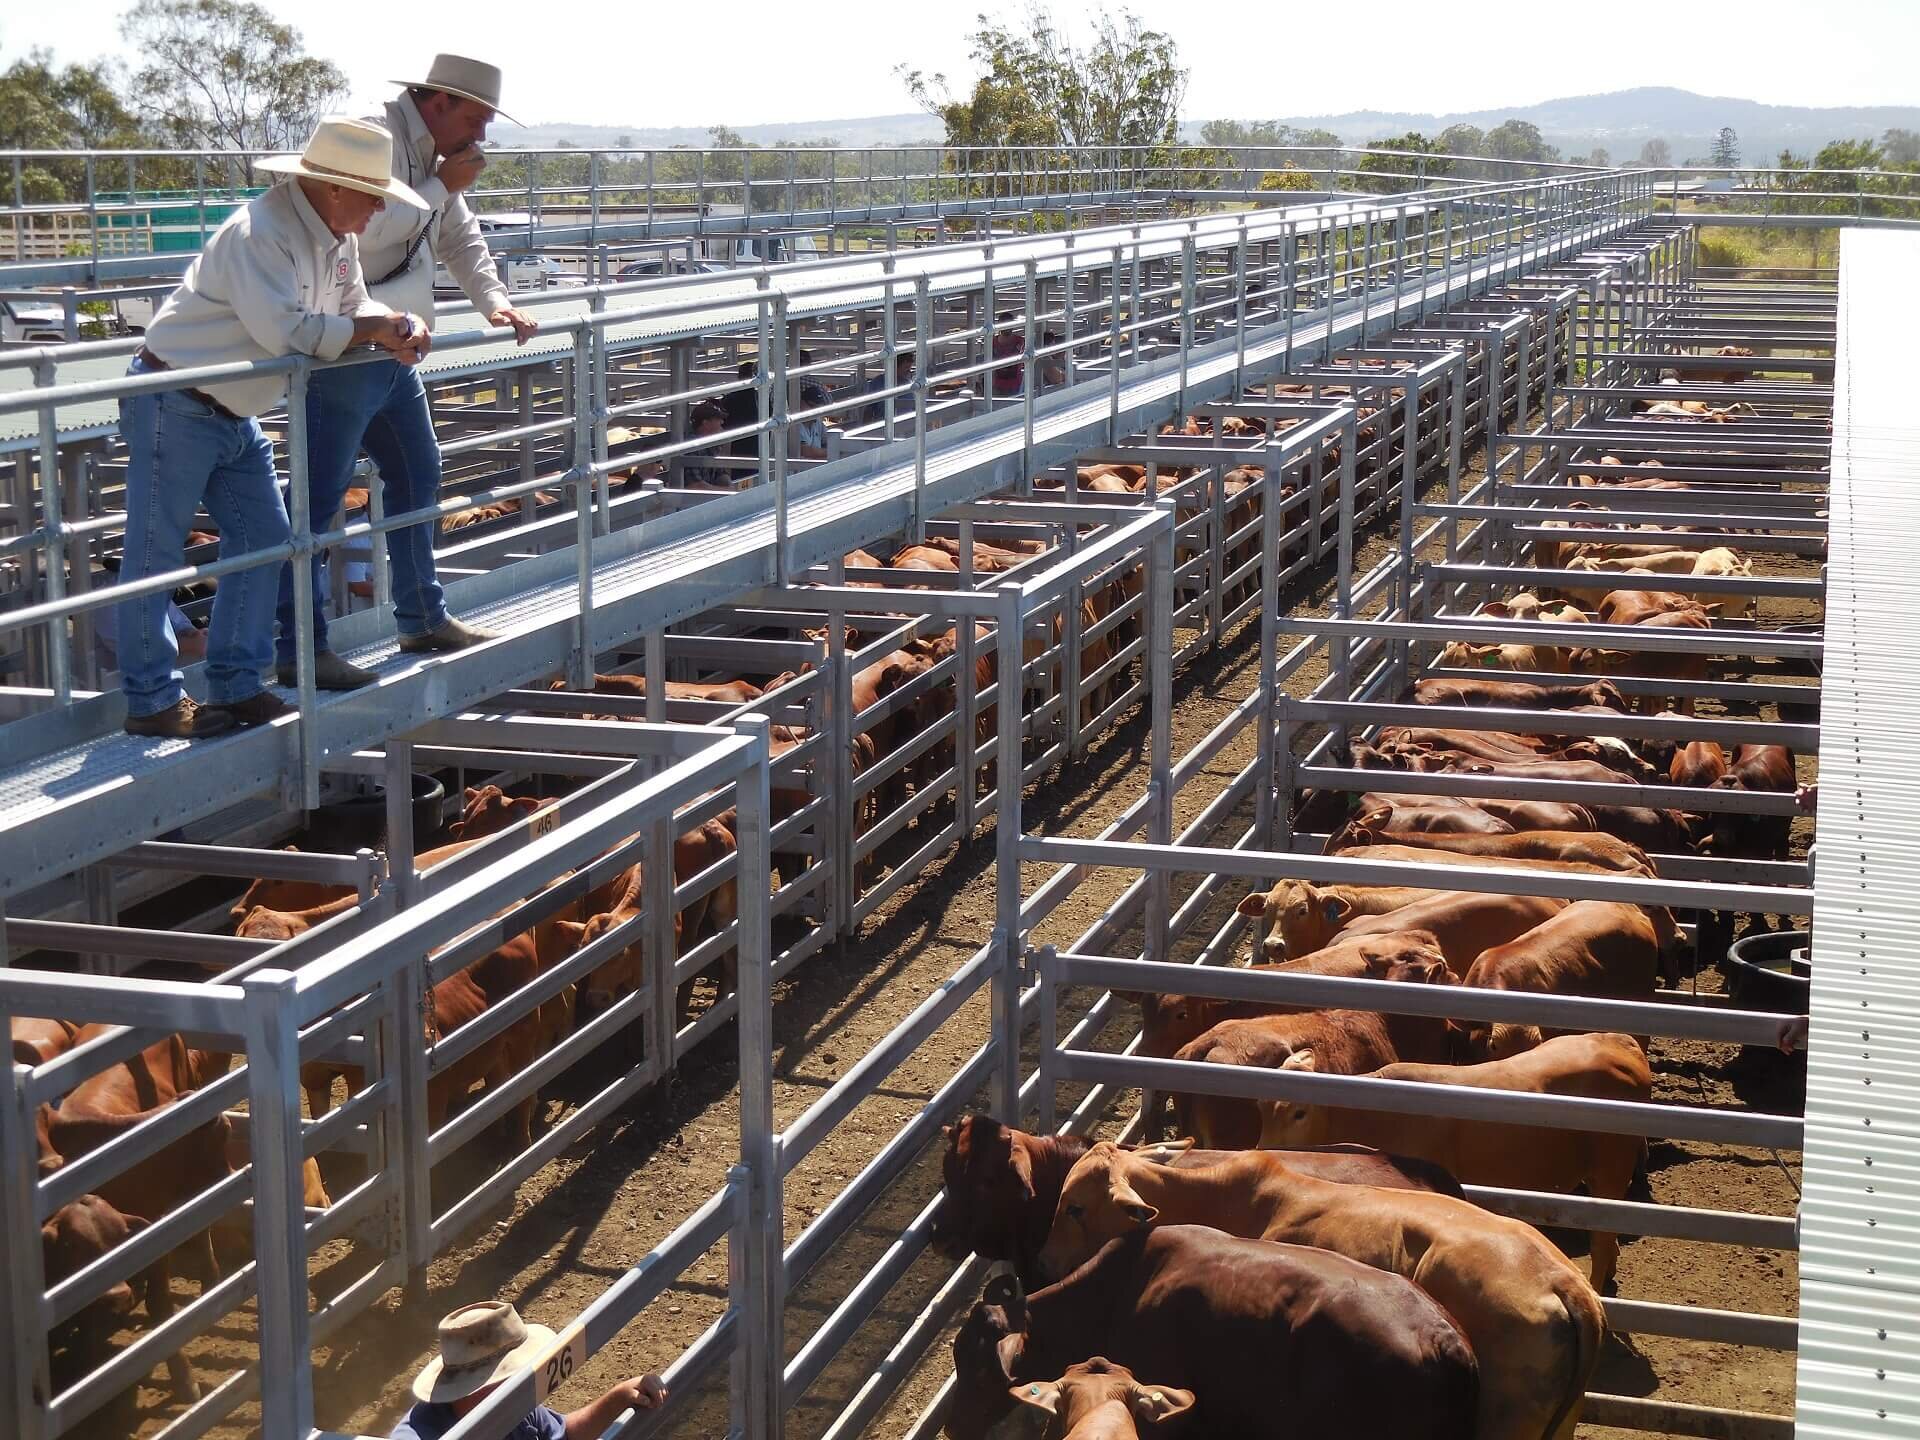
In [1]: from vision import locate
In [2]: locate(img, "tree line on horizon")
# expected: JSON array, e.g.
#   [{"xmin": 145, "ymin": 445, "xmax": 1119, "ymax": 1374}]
[{"xmin": 6, "ymin": 1, "xmax": 1918, "ymax": 216}]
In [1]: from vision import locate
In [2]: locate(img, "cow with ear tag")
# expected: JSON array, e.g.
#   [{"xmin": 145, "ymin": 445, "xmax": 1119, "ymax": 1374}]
[
  {"xmin": 1036, "ymin": 1144, "xmax": 1602, "ymax": 1440},
  {"xmin": 1011, "ymin": 1358, "xmax": 1194, "ymax": 1439},
  {"xmin": 1235, "ymin": 879, "xmax": 1445, "ymax": 960},
  {"xmin": 950, "ymin": 1224, "xmax": 1477, "ymax": 1440}
]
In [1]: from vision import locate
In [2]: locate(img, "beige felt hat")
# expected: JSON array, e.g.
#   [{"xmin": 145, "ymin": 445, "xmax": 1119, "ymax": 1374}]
[
  {"xmin": 392, "ymin": 54, "xmax": 517, "ymax": 123},
  {"xmin": 411, "ymin": 1301, "xmax": 557, "ymax": 1404},
  {"xmin": 257, "ymin": 117, "xmax": 427, "ymax": 210}
]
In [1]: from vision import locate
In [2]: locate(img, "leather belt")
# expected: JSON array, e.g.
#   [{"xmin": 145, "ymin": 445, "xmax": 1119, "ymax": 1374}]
[{"xmin": 136, "ymin": 347, "xmax": 245, "ymax": 422}]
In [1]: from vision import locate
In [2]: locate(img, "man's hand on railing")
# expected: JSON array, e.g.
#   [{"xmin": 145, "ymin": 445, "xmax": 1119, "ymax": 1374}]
[
  {"xmin": 349, "ymin": 312, "xmax": 430, "ymax": 363},
  {"xmin": 489, "ymin": 305, "xmax": 539, "ymax": 345}
]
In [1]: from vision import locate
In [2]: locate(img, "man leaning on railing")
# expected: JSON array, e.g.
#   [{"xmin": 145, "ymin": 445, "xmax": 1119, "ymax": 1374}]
[
  {"xmin": 115, "ymin": 117, "xmax": 430, "ymax": 740},
  {"xmin": 391, "ymin": 1303, "xmax": 667, "ymax": 1440},
  {"xmin": 273, "ymin": 54, "xmax": 540, "ymax": 691}
]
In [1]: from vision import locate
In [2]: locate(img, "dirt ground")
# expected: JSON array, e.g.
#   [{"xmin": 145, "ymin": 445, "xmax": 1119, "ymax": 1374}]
[{"xmin": 87, "ymin": 410, "xmax": 1819, "ymax": 1440}]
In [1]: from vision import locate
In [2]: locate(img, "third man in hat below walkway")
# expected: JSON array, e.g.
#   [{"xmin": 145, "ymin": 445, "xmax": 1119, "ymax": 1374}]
[
  {"xmin": 391, "ymin": 1301, "xmax": 666, "ymax": 1440},
  {"xmin": 275, "ymin": 54, "xmax": 541, "ymax": 690}
]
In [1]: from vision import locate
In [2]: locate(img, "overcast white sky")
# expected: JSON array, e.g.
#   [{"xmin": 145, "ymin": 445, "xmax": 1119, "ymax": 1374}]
[{"xmin": 4, "ymin": 0, "xmax": 1914, "ymax": 128}]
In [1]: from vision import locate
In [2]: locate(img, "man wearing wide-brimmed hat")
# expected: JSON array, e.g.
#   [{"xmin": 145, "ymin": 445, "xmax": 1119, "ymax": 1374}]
[
  {"xmin": 114, "ymin": 116, "xmax": 429, "ymax": 739},
  {"xmin": 389, "ymin": 1301, "xmax": 666, "ymax": 1439},
  {"xmin": 273, "ymin": 54, "xmax": 537, "ymax": 691}
]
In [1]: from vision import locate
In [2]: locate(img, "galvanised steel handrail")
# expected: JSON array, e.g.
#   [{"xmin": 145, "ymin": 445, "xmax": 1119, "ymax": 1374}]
[
  {"xmin": 1, "ymin": 142, "xmax": 1603, "ymax": 283},
  {"xmin": 0, "ymin": 169, "xmax": 1650, "ymax": 772}
]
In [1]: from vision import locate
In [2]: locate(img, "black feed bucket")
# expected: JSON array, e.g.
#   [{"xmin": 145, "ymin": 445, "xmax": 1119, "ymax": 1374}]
[
  {"xmin": 306, "ymin": 772, "xmax": 446, "ymax": 853},
  {"xmin": 1724, "ymin": 929, "xmax": 1812, "ymax": 1016}
]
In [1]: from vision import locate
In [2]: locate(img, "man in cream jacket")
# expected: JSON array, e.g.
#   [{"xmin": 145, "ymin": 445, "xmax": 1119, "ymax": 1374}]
[
  {"xmin": 274, "ymin": 54, "xmax": 538, "ymax": 687},
  {"xmin": 117, "ymin": 117, "xmax": 428, "ymax": 738}
]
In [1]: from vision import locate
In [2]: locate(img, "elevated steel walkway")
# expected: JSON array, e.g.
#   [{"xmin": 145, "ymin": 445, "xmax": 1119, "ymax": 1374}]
[{"xmin": 0, "ymin": 191, "xmax": 1654, "ymax": 900}]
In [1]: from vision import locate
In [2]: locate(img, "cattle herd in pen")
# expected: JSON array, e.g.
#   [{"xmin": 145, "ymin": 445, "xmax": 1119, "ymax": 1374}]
[
  {"xmin": 930, "ymin": 349, "xmax": 1806, "ymax": 1440},
  {"xmin": 19, "ymin": 339, "xmax": 1807, "ymax": 1439}
]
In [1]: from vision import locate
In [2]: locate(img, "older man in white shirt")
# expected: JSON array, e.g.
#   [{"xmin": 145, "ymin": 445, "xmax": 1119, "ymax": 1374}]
[
  {"xmin": 275, "ymin": 54, "xmax": 538, "ymax": 689},
  {"xmin": 116, "ymin": 117, "xmax": 428, "ymax": 738}
]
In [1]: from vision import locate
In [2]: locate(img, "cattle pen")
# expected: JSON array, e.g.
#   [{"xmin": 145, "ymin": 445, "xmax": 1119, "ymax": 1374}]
[{"xmin": 0, "ymin": 144, "xmax": 1908, "ymax": 1440}]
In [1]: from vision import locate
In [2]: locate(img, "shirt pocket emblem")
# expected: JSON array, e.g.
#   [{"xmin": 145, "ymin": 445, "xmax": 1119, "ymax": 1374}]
[{"xmin": 337, "ymin": 259, "xmax": 350, "ymax": 283}]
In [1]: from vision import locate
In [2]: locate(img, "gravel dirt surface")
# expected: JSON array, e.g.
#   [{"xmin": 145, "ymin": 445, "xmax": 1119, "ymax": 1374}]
[{"xmin": 85, "ymin": 395, "xmax": 1821, "ymax": 1440}]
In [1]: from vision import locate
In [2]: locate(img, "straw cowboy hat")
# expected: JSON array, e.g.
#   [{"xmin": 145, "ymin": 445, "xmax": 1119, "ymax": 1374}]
[
  {"xmin": 257, "ymin": 117, "xmax": 427, "ymax": 210},
  {"xmin": 391, "ymin": 53, "xmax": 517, "ymax": 123},
  {"xmin": 411, "ymin": 1302, "xmax": 556, "ymax": 1404}
]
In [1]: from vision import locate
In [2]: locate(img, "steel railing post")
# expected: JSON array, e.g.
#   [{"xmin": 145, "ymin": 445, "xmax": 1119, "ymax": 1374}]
[
  {"xmin": 726, "ymin": 1163, "xmax": 754, "ymax": 1439},
  {"xmin": 1233, "ymin": 214, "xmax": 1249, "ymax": 391},
  {"xmin": 1177, "ymin": 234, "xmax": 1196, "ymax": 411},
  {"xmin": 1284, "ymin": 223, "xmax": 1297, "ymax": 369},
  {"xmin": 1108, "ymin": 245, "xmax": 1124, "ymax": 438},
  {"xmin": 991, "ymin": 582, "xmax": 1024, "ymax": 1123},
  {"xmin": 569, "ymin": 327, "xmax": 595, "ymax": 691},
  {"xmin": 0, "ymin": 1047, "xmax": 50, "ymax": 1440},
  {"xmin": 1022, "ymin": 257, "xmax": 1038, "ymax": 483},
  {"xmin": 911, "ymin": 273, "xmax": 931, "ymax": 544},
  {"xmin": 730, "ymin": 716, "xmax": 780, "ymax": 1440},
  {"xmin": 1256, "ymin": 444, "xmax": 1281, "ymax": 849},
  {"xmin": 767, "ymin": 287, "xmax": 792, "ymax": 586},
  {"xmin": 821, "ymin": 598, "xmax": 852, "ymax": 936},
  {"xmin": 590, "ymin": 294, "xmax": 611, "ymax": 536},
  {"xmin": 285, "ymin": 363, "xmax": 321, "ymax": 810},
  {"xmin": 31, "ymin": 357, "xmax": 70, "ymax": 701},
  {"xmin": 1396, "ymin": 376, "xmax": 1418, "ymax": 687},
  {"xmin": 643, "ymin": 628, "xmax": 677, "ymax": 1074},
  {"xmin": 242, "ymin": 968, "xmax": 315, "ymax": 1440},
  {"xmin": 1035, "ymin": 943, "xmax": 1059, "ymax": 1134},
  {"xmin": 1145, "ymin": 505, "xmax": 1175, "ymax": 969}
]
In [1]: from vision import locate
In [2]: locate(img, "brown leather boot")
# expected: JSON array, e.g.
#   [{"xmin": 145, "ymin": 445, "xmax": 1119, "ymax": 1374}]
[
  {"xmin": 214, "ymin": 691, "xmax": 296, "ymax": 727},
  {"xmin": 124, "ymin": 696, "xmax": 235, "ymax": 740},
  {"xmin": 398, "ymin": 615, "xmax": 500, "ymax": 653}
]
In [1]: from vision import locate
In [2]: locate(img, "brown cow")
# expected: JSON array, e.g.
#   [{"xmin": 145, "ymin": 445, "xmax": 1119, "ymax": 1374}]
[
  {"xmin": 1256, "ymin": 1033, "xmax": 1652, "ymax": 1292},
  {"xmin": 45, "ymin": 1033, "xmax": 236, "ymax": 1401},
  {"xmin": 1236, "ymin": 880, "xmax": 1449, "ymax": 961},
  {"xmin": 1330, "ymin": 811, "xmax": 1653, "ymax": 876},
  {"xmin": 1463, "ymin": 900, "xmax": 1674, "ymax": 1045},
  {"xmin": 1335, "ymin": 792, "xmax": 1518, "ymax": 837},
  {"xmin": 954, "ymin": 1227, "xmax": 1478, "ymax": 1440},
  {"xmin": 550, "ymin": 672, "xmax": 765, "ymax": 707},
  {"xmin": 13, "ymin": 1016, "xmax": 81, "ymax": 1067},
  {"xmin": 1171, "ymin": 1002, "xmax": 1454, "ymax": 1149},
  {"xmin": 1411, "ymin": 677, "xmax": 1627, "ymax": 712},
  {"xmin": 1134, "ymin": 931, "xmax": 1454, "ymax": 1062},
  {"xmin": 558, "ymin": 815, "xmax": 741, "ymax": 1022},
  {"xmin": 1583, "ymin": 804, "xmax": 1696, "ymax": 853},
  {"xmin": 1309, "ymin": 890, "xmax": 1569, "ymax": 977},
  {"xmin": 1670, "ymin": 740, "xmax": 1728, "ymax": 788},
  {"xmin": 932, "ymin": 1113, "xmax": 1464, "ymax": 1287},
  {"xmin": 1037, "ymin": 1146, "xmax": 1605, "ymax": 1440},
  {"xmin": 1707, "ymin": 745, "xmax": 1796, "ymax": 863},
  {"xmin": 1006, "ymin": 1357, "xmax": 1193, "ymax": 1439}
]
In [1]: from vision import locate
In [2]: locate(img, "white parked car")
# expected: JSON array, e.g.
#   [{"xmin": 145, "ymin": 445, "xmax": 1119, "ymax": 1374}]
[{"xmin": 1, "ymin": 298, "xmax": 68, "ymax": 345}]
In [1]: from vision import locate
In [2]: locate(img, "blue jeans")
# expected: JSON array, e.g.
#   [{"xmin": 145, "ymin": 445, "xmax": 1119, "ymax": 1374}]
[
  {"xmin": 115, "ymin": 357, "xmax": 289, "ymax": 717},
  {"xmin": 275, "ymin": 357, "xmax": 447, "ymax": 664}
]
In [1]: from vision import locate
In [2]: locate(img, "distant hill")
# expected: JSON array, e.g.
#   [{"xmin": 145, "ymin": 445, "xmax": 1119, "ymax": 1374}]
[
  {"xmin": 495, "ymin": 89, "xmax": 1920, "ymax": 166},
  {"xmin": 1183, "ymin": 87, "xmax": 1920, "ymax": 163},
  {"xmin": 493, "ymin": 114, "xmax": 941, "ymax": 150}
]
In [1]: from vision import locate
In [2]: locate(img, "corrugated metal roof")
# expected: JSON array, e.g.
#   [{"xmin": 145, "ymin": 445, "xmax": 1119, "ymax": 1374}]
[{"xmin": 1794, "ymin": 228, "xmax": 1920, "ymax": 1440}]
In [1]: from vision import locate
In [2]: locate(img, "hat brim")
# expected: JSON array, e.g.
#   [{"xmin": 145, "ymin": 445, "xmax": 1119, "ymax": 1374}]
[
  {"xmin": 256, "ymin": 155, "xmax": 429, "ymax": 212},
  {"xmin": 389, "ymin": 80, "xmax": 518, "ymax": 126},
  {"xmin": 412, "ymin": 1321, "xmax": 558, "ymax": 1405}
]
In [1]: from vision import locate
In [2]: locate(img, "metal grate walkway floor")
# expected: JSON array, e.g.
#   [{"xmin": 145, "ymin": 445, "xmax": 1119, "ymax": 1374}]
[
  {"xmin": 0, "ymin": 212, "xmax": 1651, "ymax": 899},
  {"xmin": 1794, "ymin": 228, "xmax": 1920, "ymax": 1440}
]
